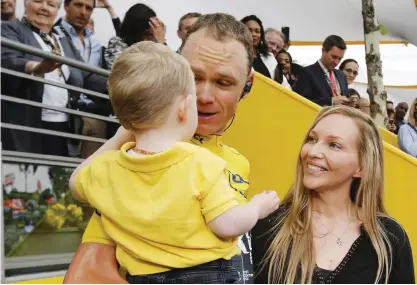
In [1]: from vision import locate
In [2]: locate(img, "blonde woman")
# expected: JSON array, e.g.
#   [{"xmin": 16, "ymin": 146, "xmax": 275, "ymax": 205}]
[
  {"xmin": 398, "ymin": 98, "xmax": 417, "ymax": 158},
  {"xmin": 252, "ymin": 106, "xmax": 415, "ymax": 283}
]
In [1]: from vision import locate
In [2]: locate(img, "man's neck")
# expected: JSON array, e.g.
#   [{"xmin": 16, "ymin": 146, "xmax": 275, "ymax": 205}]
[
  {"xmin": 65, "ymin": 18, "xmax": 86, "ymax": 39},
  {"xmin": 318, "ymin": 59, "xmax": 330, "ymax": 72},
  {"xmin": 1, "ymin": 13, "xmax": 16, "ymax": 21},
  {"xmin": 395, "ymin": 117, "xmax": 404, "ymax": 124}
]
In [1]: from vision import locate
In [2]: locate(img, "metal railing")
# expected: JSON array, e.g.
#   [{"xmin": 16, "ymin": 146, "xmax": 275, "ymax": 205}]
[
  {"xmin": 1, "ymin": 37, "xmax": 119, "ymax": 280},
  {"xmin": 1, "ymin": 37, "xmax": 120, "ymax": 149}
]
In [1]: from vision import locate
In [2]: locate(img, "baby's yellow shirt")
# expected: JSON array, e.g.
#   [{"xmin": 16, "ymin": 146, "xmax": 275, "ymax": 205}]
[{"xmin": 76, "ymin": 141, "xmax": 240, "ymax": 275}]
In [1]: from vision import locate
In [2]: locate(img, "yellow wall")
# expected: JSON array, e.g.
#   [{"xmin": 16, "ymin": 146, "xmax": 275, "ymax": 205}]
[
  {"xmin": 11, "ymin": 276, "xmax": 64, "ymax": 284},
  {"xmin": 223, "ymin": 73, "xmax": 417, "ymax": 273}
]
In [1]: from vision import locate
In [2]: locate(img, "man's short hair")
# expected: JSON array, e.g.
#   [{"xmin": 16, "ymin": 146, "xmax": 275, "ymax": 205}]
[
  {"xmin": 323, "ymin": 35, "xmax": 347, "ymax": 52},
  {"xmin": 387, "ymin": 100, "xmax": 394, "ymax": 105},
  {"xmin": 64, "ymin": 0, "xmax": 95, "ymax": 8},
  {"xmin": 180, "ymin": 13, "xmax": 253, "ymax": 75},
  {"xmin": 178, "ymin": 12, "xmax": 202, "ymax": 31},
  {"xmin": 265, "ymin": 28, "xmax": 286, "ymax": 42},
  {"xmin": 108, "ymin": 41, "xmax": 195, "ymax": 132}
]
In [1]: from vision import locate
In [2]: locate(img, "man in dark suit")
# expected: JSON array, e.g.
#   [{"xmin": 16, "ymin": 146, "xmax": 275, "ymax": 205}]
[{"xmin": 293, "ymin": 35, "xmax": 349, "ymax": 107}]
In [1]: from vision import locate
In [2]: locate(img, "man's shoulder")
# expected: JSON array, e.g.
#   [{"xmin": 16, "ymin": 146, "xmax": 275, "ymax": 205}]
[
  {"xmin": 190, "ymin": 144, "xmax": 227, "ymax": 167},
  {"xmin": 221, "ymin": 143, "xmax": 250, "ymax": 175},
  {"xmin": 222, "ymin": 144, "xmax": 249, "ymax": 163},
  {"xmin": 1, "ymin": 19, "xmax": 27, "ymax": 35}
]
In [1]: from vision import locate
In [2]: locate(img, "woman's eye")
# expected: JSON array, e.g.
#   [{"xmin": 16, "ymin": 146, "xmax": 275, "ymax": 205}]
[
  {"xmin": 306, "ymin": 136, "xmax": 316, "ymax": 144},
  {"xmin": 329, "ymin": 142, "xmax": 341, "ymax": 149}
]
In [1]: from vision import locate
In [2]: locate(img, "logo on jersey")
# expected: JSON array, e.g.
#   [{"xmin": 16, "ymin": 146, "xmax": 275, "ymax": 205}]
[{"xmin": 228, "ymin": 170, "xmax": 249, "ymax": 199}]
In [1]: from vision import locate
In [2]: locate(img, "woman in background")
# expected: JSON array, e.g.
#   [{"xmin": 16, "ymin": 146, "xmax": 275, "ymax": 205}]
[
  {"xmin": 347, "ymin": 88, "xmax": 360, "ymax": 109},
  {"xmin": 104, "ymin": 3, "xmax": 166, "ymax": 69},
  {"xmin": 339, "ymin": 59, "xmax": 359, "ymax": 85},
  {"xmin": 398, "ymin": 98, "xmax": 417, "ymax": 158},
  {"xmin": 277, "ymin": 49, "xmax": 297, "ymax": 88},
  {"xmin": 252, "ymin": 106, "xmax": 414, "ymax": 283},
  {"xmin": 241, "ymin": 15, "xmax": 277, "ymax": 79}
]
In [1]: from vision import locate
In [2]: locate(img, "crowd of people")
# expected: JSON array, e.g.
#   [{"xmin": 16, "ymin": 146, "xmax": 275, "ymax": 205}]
[{"xmin": 1, "ymin": 0, "xmax": 416, "ymax": 284}]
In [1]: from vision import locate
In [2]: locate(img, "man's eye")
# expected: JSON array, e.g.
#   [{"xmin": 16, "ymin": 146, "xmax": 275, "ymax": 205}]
[{"xmin": 217, "ymin": 80, "xmax": 231, "ymax": 87}]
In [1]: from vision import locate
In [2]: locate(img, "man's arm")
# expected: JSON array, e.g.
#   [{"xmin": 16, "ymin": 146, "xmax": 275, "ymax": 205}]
[
  {"xmin": 293, "ymin": 69, "xmax": 315, "ymax": 102},
  {"xmin": 64, "ymin": 212, "xmax": 127, "ymax": 283},
  {"xmin": 63, "ymin": 243, "xmax": 126, "ymax": 284}
]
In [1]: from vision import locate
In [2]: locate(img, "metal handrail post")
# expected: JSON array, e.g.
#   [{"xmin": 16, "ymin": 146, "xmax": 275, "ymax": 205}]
[{"xmin": 1, "ymin": 142, "xmax": 5, "ymax": 284}]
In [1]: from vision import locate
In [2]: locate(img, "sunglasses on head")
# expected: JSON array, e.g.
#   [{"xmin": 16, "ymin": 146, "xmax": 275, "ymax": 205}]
[{"xmin": 345, "ymin": 68, "xmax": 358, "ymax": 76}]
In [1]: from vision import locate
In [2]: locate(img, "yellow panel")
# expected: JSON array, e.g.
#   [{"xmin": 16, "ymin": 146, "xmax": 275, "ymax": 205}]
[
  {"xmin": 380, "ymin": 127, "xmax": 399, "ymax": 148},
  {"xmin": 222, "ymin": 73, "xmax": 417, "ymax": 273},
  {"xmin": 291, "ymin": 40, "xmax": 406, "ymax": 46},
  {"xmin": 11, "ymin": 276, "xmax": 64, "ymax": 284}
]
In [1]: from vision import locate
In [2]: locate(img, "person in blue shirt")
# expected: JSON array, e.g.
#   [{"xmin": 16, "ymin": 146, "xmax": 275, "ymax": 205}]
[
  {"xmin": 54, "ymin": 0, "xmax": 120, "ymax": 158},
  {"xmin": 398, "ymin": 98, "xmax": 417, "ymax": 158}
]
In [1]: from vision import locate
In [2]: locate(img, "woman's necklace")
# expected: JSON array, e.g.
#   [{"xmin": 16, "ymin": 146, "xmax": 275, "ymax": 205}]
[
  {"xmin": 312, "ymin": 211, "xmax": 354, "ymax": 247},
  {"xmin": 330, "ymin": 220, "xmax": 352, "ymax": 247}
]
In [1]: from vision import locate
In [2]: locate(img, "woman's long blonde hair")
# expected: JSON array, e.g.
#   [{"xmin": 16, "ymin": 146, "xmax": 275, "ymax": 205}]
[{"xmin": 264, "ymin": 106, "xmax": 392, "ymax": 284}]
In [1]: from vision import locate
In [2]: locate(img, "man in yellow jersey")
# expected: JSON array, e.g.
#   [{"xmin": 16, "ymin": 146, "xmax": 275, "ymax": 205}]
[{"xmin": 64, "ymin": 13, "xmax": 255, "ymax": 284}]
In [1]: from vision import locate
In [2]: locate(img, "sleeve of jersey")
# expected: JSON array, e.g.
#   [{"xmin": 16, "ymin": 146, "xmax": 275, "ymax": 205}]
[
  {"xmin": 75, "ymin": 165, "xmax": 90, "ymax": 203},
  {"xmin": 201, "ymin": 168, "xmax": 239, "ymax": 223},
  {"xmin": 82, "ymin": 211, "xmax": 116, "ymax": 246}
]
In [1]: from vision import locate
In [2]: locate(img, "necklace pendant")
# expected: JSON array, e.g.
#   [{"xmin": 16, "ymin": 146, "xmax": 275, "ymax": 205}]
[{"xmin": 336, "ymin": 237, "xmax": 343, "ymax": 247}]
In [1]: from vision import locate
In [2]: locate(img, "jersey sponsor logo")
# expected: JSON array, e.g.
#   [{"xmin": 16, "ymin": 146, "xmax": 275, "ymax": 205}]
[{"xmin": 228, "ymin": 171, "xmax": 249, "ymax": 199}]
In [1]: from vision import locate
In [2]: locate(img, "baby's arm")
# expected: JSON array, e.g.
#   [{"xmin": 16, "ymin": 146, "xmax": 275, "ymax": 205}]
[{"xmin": 208, "ymin": 191, "xmax": 279, "ymax": 239}]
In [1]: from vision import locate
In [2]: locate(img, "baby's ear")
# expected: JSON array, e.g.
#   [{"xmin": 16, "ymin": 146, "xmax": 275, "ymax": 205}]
[{"xmin": 177, "ymin": 94, "xmax": 193, "ymax": 123}]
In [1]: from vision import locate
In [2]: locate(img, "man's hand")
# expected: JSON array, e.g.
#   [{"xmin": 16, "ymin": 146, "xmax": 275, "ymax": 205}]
[
  {"xmin": 96, "ymin": 0, "xmax": 111, "ymax": 8},
  {"xmin": 333, "ymin": 95, "xmax": 350, "ymax": 106}
]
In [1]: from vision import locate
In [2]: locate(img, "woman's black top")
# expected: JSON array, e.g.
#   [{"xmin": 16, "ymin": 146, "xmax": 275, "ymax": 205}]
[{"xmin": 252, "ymin": 207, "xmax": 415, "ymax": 284}]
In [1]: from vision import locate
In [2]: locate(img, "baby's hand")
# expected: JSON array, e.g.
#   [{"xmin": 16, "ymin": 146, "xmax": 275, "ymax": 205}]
[{"xmin": 250, "ymin": 191, "xmax": 280, "ymax": 219}]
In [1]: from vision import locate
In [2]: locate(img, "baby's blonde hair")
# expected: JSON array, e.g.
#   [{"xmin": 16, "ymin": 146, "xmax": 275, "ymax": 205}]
[{"xmin": 108, "ymin": 41, "xmax": 195, "ymax": 132}]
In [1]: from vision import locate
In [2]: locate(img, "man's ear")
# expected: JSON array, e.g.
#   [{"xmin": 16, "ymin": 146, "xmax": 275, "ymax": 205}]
[{"xmin": 241, "ymin": 68, "xmax": 255, "ymax": 100}]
